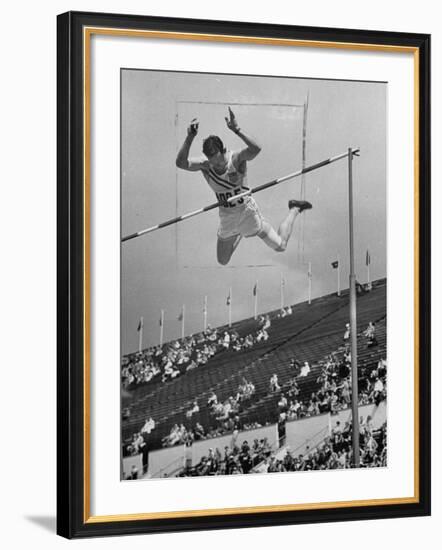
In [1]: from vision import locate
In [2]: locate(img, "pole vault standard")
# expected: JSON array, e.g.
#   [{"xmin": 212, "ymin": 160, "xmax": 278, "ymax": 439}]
[
  {"xmin": 121, "ymin": 148, "xmax": 360, "ymax": 243},
  {"xmin": 348, "ymin": 147, "xmax": 360, "ymax": 467}
]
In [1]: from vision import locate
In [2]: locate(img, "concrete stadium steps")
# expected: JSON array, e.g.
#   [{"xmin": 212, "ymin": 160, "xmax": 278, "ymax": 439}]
[
  {"xmin": 122, "ymin": 346, "xmax": 271, "ymax": 438},
  {"xmin": 239, "ymin": 319, "xmax": 386, "ymax": 425},
  {"xmin": 123, "ymin": 279, "xmax": 386, "ymax": 449}
]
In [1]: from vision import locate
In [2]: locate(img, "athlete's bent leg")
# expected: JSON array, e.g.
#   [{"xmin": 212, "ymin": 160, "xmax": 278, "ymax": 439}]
[
  {"xmin": 258, "ymin": 221, "xmax": 285, "ymax": 252},
  {"xmin": 258, "ymin": 200, "xmax": 312, "ymax": 252},
  {"xmin": 217, "ymin": 234, "xmax": 242, "ymax": 265}
]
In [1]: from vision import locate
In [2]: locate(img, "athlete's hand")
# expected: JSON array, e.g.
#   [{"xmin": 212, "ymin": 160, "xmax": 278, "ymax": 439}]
[
  {"xmin": 225, "ymin": 107, "xmax": 240, "ymax": 133},
  {"xmin": 187, "ymin": 118, "xmax": 199, "ymax": 137}
]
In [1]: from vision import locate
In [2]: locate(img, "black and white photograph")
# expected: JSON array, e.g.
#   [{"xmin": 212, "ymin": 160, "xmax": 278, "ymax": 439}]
[{"xmin": 120, "ymin": 69, "xmax": 387, "ymax": 481}]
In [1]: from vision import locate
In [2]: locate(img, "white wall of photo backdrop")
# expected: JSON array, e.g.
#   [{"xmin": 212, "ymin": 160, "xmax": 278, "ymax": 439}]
[{"xmin": 0, "ymin": 1, "xmax": 439, "ymax": 549}]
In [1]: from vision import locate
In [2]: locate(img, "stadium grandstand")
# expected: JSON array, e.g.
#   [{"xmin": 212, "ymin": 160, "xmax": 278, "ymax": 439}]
[{"xmin": 121, "ymin": 278, "xmax": 386, "ymax": 479}]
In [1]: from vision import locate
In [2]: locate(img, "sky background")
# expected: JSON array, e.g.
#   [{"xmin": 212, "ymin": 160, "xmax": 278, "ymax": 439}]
[{"xmin": 121, "ymin": 69, "xmax": 386, "ymax": 354}]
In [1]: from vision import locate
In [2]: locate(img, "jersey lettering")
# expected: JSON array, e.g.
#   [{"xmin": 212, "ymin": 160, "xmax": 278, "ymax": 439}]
[{"xmin": 216, "ymin": 189, "xmax": 245, "ymax": 207}]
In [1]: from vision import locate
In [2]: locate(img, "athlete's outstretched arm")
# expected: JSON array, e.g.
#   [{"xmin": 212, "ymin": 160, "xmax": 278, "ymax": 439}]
[
  {"xmin": 176, "ymin": 118, "xmax": 207, "ymax": 171},
  {"xmin": 225, "ymin": 107, "xmax": 261, "ymax": 162}
]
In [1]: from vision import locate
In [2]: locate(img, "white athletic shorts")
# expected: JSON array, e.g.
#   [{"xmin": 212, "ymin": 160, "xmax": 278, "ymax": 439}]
[{"xmin": 217, "ymin": 196, "xmax": 264, "ymax": 240}]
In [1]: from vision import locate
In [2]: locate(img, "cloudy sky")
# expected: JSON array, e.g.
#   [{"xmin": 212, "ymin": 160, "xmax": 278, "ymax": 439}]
[{"xmin": 121, "ymin": 69, "xmax": 386, "ymax": 354}]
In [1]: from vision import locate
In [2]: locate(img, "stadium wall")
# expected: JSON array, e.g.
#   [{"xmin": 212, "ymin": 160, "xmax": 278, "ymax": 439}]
[
  {"xmin": 285, "ymin": 403, "xmax": 387, "ymax": 456},
  {"xmin": 123, "ymin": 404, "xmax": 386, "ymax": 479},
  {"xmin": 145, "ymin": 423, "xmax": 279, "ymax": 478}
]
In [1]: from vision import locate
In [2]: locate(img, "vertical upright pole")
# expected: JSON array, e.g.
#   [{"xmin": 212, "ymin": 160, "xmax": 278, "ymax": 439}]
[
  {"xmin": 203, "ymin": 295, "xmax": 208, "ymax": 331},
  {"xmin": 337, "ymin": 254, "xmax": 341, "ymax": 296},
  {"xmin": 298, "ymin": 95, "xmax": 309, "ymax": 261},
  {"xmin": 308, "ymin": 262, "xmax": 312, "ymax": 305},
  {"xmin": 160, "ymin": 310, "xmax": 164, "ymax": 347},
  {"xmin": 366, "ymin": 251, "xmax": 371, "ymax": 290},
  {"xmin": 181, "ymin": 304, "xmax": 185, "ymax": 340},
  {"xmin": 228, "ymin": 287, "xmax": 232, "ymax": 328},
  {"xmin": 280, "ymin": 273, "xmax": 285, "ymax": 311},
  {"xmin": 348, "ymin": 148, "xmax": 360, "ymax": 467},
  {"xmin": 254, "ymin": 281, "xmax": 258, "ymax": 320},
  {"xmin": 138, "ymin": 316, "xmax": 143, "ymax": 353}
]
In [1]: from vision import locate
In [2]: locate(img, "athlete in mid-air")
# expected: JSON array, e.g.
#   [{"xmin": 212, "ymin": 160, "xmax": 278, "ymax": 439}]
[{"xmin": 176, "ymin": 107, "xmax": 312, "ymax": 265}]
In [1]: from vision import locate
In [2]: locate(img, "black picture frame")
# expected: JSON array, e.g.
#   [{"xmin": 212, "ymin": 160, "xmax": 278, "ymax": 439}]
[{"xmin": 57, "ymin": 10, "xmax": 431, "ymax": 539}]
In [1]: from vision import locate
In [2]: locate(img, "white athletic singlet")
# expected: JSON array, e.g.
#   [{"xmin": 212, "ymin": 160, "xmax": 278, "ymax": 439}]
[
  {"xmin": 201, "ymin": 151, "xmax": 250, "ymax": 210},
  {"xmin": 202, "ymin": 151, "xmax": 263, "ymax": 239}
]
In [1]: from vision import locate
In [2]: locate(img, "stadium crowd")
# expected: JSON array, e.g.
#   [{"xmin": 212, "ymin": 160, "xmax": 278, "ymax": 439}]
[
  {"xmin": 177, "ymin": 419, "xmax": 387, "ymax": 477},
  {"xmin": 121, "ymin": 316, "xmax": 272, "ymax": 389},
  {"xmin": 122, "ymin": 309, "xmax": 387, "ymax": 478}
]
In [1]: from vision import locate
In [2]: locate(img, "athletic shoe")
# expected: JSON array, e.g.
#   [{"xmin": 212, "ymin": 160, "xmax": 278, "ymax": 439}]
[{"xmin": 288, "ymin": 199, "xmax": 313, "ymax": 212}]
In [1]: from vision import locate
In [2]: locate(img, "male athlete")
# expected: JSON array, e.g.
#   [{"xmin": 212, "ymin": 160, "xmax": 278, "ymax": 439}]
[{"xmin": 176, "ymin": 107, "xmax": 312, "ymax": 265}]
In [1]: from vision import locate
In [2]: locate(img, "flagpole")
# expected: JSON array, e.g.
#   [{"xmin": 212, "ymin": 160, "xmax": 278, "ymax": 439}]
[
  {"xmin": 366, "ymin": 250, "xmax": 371, "ymax": 289},
  {"xmin": 337, "ymin": 254, "xmax": 341, "ymax": 296},
  {"xmin": 138, "ymin": 316, "xmax": 143, "ymax": 353},
  {"xmin": 159, "ymin": 310, "xmax": 164, "ymax": 347},
  {"xmin": 181, "ymin": 304, "xmax": 185, "ymax": 339},
  {"xmin": 348, "ymin": 148, "xmax": 360, "ymax": 467},
  {"xmin": 228, "ymin": 287, "xmax": 232, "ymax": 327},
  {"xmin": 203, "ymin": 295, "xmax": 208, "ymax": 331},
  {"xmin": 308, "ymin": 262, "xmax": 312, "ymax": 305},
  {"xmin": 254, "ymin": 280, "xmax": 258, "ymax": 320},
  {"xmin": 280, "ymin": 273, "xmax": 285, "ymax": 310}
]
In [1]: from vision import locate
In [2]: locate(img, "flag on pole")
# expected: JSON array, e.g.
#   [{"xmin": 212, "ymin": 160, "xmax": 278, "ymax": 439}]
[
  {"xmin": 159, "ymin": 310, "xmax": 164, "ymax": 346},
  {"xmin": 331, "ymin": 260, "xmax": 339, "ymax": 269},
  {"xmin": 203, "ymin": 296, "xmax": 208, "ymax": 331},
  {"xmin": 280, "ymin": 273, "xmax": 285, "ymax": 310},
  {"xmin": 253, "ymin": 281, "xmax": 258, "ymax": 319},
  {"xmin": 366, "ymin": 249, "xmax": 372, "ymax": 290},
  {"xmin": 226, "ymin": 290, "xmax": 231, "ymax": 306},
  {"xmin": 137, "ymin": 317, "xmax": 144, "ymax": 353},
  {"xmin": 180, "ymin": 305, "xmax": 186, "ymax": 338}
]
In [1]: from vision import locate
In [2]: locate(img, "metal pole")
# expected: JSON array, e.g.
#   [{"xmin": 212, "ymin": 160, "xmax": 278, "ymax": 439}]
[
  {"xmin": 181, "ymin": 304, "xmax": 185, "ymax": 340},
  {"xmin": 337, "ymin": 254, "xmax": 341, "ymax": 297},
  {"xmin": 228, "ymin": 287, "xmax": 232, "ymax": 327},
  {"xmin": 160, "ymin": 310, "xmax": 164, "ymax": 346},
  {"xmin": 203, "ymin": 296, "xmax": 208, "ymax": 331},
  {"xmin": 308, "ymin": 262, "xmax": 312, "ymax": 304},
  {"xmin": 348, "ymin": 148, "xmax": 360, "ymax": 467},
  {"xmin": 254, "ymin": 281, "xmax": 258, "ymax": 320},
  {"xmin": 138, "ymin": 317, "xmax": 143, "ymax": 353},
  {"xmin": 280, "ymin": 273, "xmax": 285, "ymax": 310}
]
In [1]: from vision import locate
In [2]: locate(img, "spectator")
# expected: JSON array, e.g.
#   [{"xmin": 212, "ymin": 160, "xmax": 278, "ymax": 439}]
[
  {"xmin": 186, "ymin": 400, "xmax": 200, "ymax": 419},
  {"xmin": 363, "ymin": 321, "xmax": 378, "ymax": 347},
  {"xmin": 270, "ymin": 373, "xmax": 280, "ymax": 392},
  {"xmin": 300, "ymin": 361, "xmax": 311, "ymax": 377},
  {"xmin": 141, "ymin": 416, "xmax": 156, "ymax": 435}
]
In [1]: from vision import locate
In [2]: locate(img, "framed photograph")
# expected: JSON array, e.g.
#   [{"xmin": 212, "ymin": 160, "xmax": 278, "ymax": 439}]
[{"xmin": 57, "ymin": 11, "xmax": 431, "ymax": 538}]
